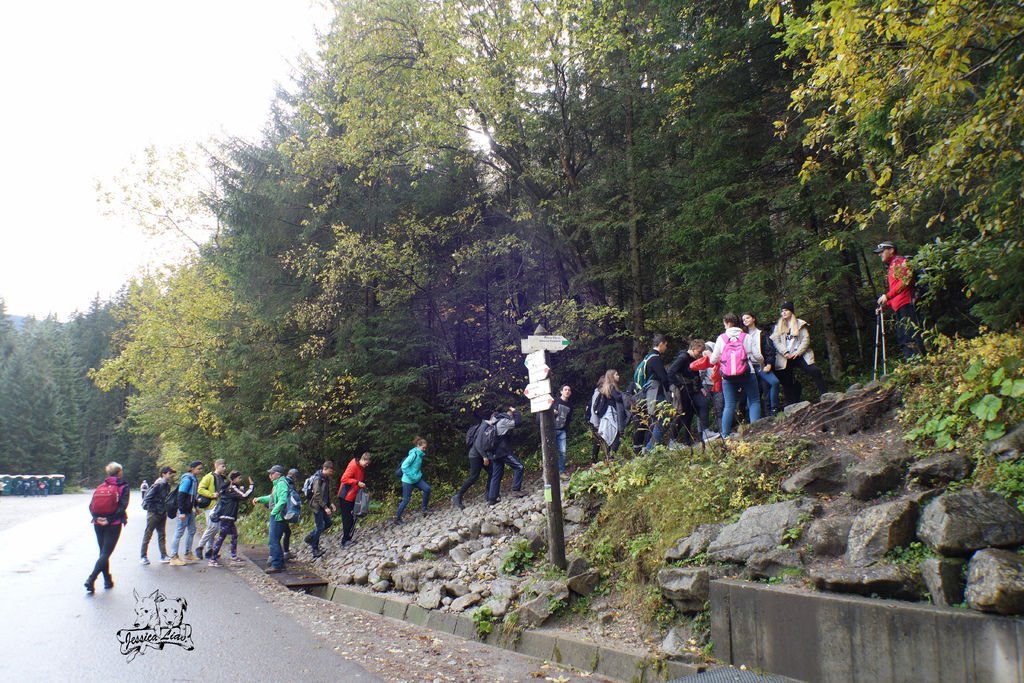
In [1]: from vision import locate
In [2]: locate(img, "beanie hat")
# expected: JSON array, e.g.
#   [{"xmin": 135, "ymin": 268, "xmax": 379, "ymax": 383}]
[{"xmin": 781, "ymin": 301, "xmax": 795, "ymax": 315}]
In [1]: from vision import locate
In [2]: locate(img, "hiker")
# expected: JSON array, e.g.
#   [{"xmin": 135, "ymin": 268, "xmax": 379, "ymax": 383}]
[
  {"xmin": 588, "ymin": 369, "xmax": 629, "ymax": 461},
  {"xmin": 873, "ymin": 241, "xmax": 926, "ymax": 359},
  {"xmin": 207, "ymin": 471, "xmax": 254, "ymax": 567},
  {"xmin": 709, "ymin": 313, "xmax": 763, "ymax": 438},
  {"xmin": 771, "ymin": 302, "xmax": 828, "ymax": 405},
  {"xmin": 196, "ymin": 458, "xmax": 228, "ymax": 560},
  {"xmin": 139, "ymin": 480, "xmax": 149, "ymax": 498},
  {"xmin": 690, "ymin": 341, "xmax": 724, "ymax": 438},
  {"xmin": 338, "ymin": 452, "xmax": 371, "ymax": 546},
  {"xmin": 395, "ymin": 437, "xmax": 431, "ymax": 524},
  {"xmin": 140, "ymin": 466, "xmax": 175, "ymax": 565},
  {"xmin": 453, "ymin": 416, "xmax": 493, "ymax": 509},
  {"xmin": 742, "ymin": 312, "xmax": 782, "ymax": 417},
  {"xmin": 169, "ymin": 460, "xmax": 204, "ymax": 566},
  {"xmin": 552, "ymin": 384, "xmax": 573, "ymax": 478},
  {"xmin": 85, "ymin": 462, "xmax": 130, "ymax": 593},
  {"xmin": 282, "ymin": 468, "xmax": 301, "ymax": 559},
  {"xmin": 668, "ymin": 340, "xmax": 714, "ymax": 444},
  {"xmin": 632, "ymin": 334, "xmax": 674, "ymax": 452},
  {"xmin": 253, "ymin": 465, "xmax": 289, "ymax": 573},
  {"xmin": 486, "ymin": 407, "xmax": 526, "ymax": 504},
  {"xmin": 304, "ymin": 460, "xmax": 336, "ymax": 557}
]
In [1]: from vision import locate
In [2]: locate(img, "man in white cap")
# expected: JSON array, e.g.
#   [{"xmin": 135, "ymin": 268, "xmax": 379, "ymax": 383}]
[{"xmin": 873, "ymin": 241, "xmax": 925, "ymax": 358}]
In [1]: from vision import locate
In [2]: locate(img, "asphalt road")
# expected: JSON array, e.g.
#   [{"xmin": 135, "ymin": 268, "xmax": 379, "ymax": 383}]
[{"xmin": 0, "ymin": 492, "xmax": 380, "ymax": 682}]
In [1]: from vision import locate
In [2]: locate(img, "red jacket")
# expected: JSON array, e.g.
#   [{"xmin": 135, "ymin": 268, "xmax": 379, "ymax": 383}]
[
  {"xmin": 689, "ymin": 355, "xmax": 722, "ymax": 393},
  {"xmin": 337, "ymin": 458, "xmax": 365, "ymax": 503},
  {"xmin": 884, "ymin": 254, "xmax": 914, "ymax": 312}
]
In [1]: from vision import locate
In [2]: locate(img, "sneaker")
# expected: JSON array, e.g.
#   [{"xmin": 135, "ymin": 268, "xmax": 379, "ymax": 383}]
[
  {"xmin": 140, "ymin": 557, "xmax": 150, "ymax": 566},
  {"xmin": 195, "ymin": 548, "xmax": 204, "ymax": 560},
  {"xmin": 207, "ymin": 559, "xmax": 221, "ymax": 567},
  {"xmin": 393, "ymin": 517, "xmax": 403, "ymax": 525},
  {"xmin": 159, "ymin": 556, "xmax": 172, "ymax": 564},
  {"xmin": 169, "ymin": 556, "xmax": 186, "ymax": 566},
  {"xmin": 231, "ymin": 556, "xmax": 245, "ymax": 564},
  {"xmin": 283, "ymin": 551, "xmax": 291, "ymax": 560},
  {"xmin": 104, "ymin": 577, "xmax": 115, "ymax": 589},
  {"xmin": 266, "ymin": 567, "xmax": 283, "ymax": 574},
  {"xmin": 184, "ymin": 552, "xmax": 198, "ymax": 563},
  {"xmin": 701, "ymin": 430, "xmax": 721, "ymax": 442}
]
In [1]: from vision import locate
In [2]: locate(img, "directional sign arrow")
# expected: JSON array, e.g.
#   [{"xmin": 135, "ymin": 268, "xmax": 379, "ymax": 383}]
[
  {"xmin": 523, "ymin": 379, "xmax": 552, "ymax": 399},
  {"xmin": 528, "ymin": 395, "xmax": 555, "ymax": 413},
  {"xmin": 520, "ymin": 335, "xmax": 570, "ymax": 354}
]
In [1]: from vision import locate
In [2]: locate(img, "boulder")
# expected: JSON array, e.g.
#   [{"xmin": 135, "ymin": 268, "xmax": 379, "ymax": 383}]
[
  {"xmin": 392, "ymin": 569, "xmax": 419, "ymax": 593},
  {"xmin": 480, "ymin": 521, "xmax": 503, "ymax": 536},
  {"xmin": 908, "ymin": 452, "xmax": 973, "ymax": 487},
  {"xmin": 449, "ymin": 547, "xmax": 472, "ymax": 563},
  {"xmin": 513, "ymin": 594, "xmax": 554, "ymax": 628},
  {"xmin": 352, "ymin": 567, "xmax": 370, "ymax": 585},
  {"xmin": 746, "ymin": 549, "xmax": 803, "ymax": 580},
  {"xmin": 417, "ymin": 585, "xmax": 443, "ymax": 610},
  {"xmin": 708, "ymin": 499, "xmax": 816, "ymax": 563},
  {"xmin": 443, "ymin": 581, "xmax": 470, "ymax": 598},
  {"xmin": 370, "ymin": 579, "xmax": 391, "ymax": 592},
  {"xmin": 567, "ymin": 570, "xmax": 601, "ymax": 596},
  {"xmin": 806, "ymin": 516, "xmax": 855, "ymax": 556},
  {"xmin": 524, "ymin": 579, "xmax": 569, "ymax": 603},
  {"xmin": 657, "ymin": 567, "xmax": 710, "ymax": 613},
  {"xmin": 819, "ymin": 392, "xmax": 844, "ymax": 403},
  {"xmin": 845, "ymin": 499, "xmax": 918, "ymax": 567},
  {"xmin": 784, "ymin": 401, "xmax": 812, "ymax": 417},
  {"xmin": 845, "ymin": 454, "xmax": 905, "ymax": 500},
  {"xmin": 989, "ymin": 423, "xmax": 1024, "ymax": 463},
  {"xmin": 918, "ymin": 490, "xmax": 1024, "ymax": 556},
  {"xmin": 524, "ymin": 528, "xmax": 547, "ymax": 554},
  {"xmin": 965, "ymin": 549, "xmax": 1024, "ymax": 615},
  {"xmin": 920, "ymin": 557, "xmax": 966, "ymax": 607},
  {"xmin": 566, "ymin": 555, "xmax": 590, "ymax": 578},
  {"xmin": 665, "ymin": 524, "xmax": 723, "ymax": 562},
  {"xmin": 782, "ymin": 455, "xmax": 848, "ymax": 495},
  {"xmin": 450, "ymin": 592, "xmax": 482, "ymax": 612},
  {"xmin": 481, "ymin": 595, "xmax": 510, "ymax": 618},
  {"xmin": 810, "ymin": 565, "xmax": 922, "ymax": 601},
  {"xmin": 563, "ymin": 505, "xmax": 587, "ymax": 523},
  {"xmin": 490, "ymin": 578, "xmax": 519, "ymax": 600}
]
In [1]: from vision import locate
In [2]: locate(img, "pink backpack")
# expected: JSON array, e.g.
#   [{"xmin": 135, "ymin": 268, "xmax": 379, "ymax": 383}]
[
  {"xmin": 89, "ymin": 481, "xmax": 121, "ymax": 516},
  {"xmin": 719, "ymin": 331, "xmax": 750, "ymax": 378}
]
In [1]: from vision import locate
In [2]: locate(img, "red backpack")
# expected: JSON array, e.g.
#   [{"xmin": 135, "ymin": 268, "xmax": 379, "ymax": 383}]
[
  {"xmin": 719, "ymin": 331, "xmax": 750, "ymax": 378},
  {"xmin": 89, "ymin": 481, "xmax": 121, "ymax": 516}
]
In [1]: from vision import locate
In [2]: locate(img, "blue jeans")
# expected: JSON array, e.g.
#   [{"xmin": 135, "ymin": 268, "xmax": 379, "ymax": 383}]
[
  {"xmin": 555, "ymin": 429, "xmax": 567, "ymax": 472},
  {"xmin": 169, "ymin": 511, "xmax": 196, "ymax": 557},
  {"xmin": 721, "ymin": 372, "xmax": 762, "ymax": 437},
  {"xmin": 754, "ymin": 366, "xmax": 781, "ymax": 412},
  {"xmin": 488, "ymin": 454, "xmax": 524, "ymax": 501},
  {"xmin": 645, "ymin": 419, "xmax": 665, "ymax": 452},
  {"xmin": 268, "ymin": 517, "xmax": 286, "ymax": 569},
  {"xmin": 306, "ymin": 508, "xmax": 332, "ymax": 549},
  {"xmin": 396, "ymin": 479, "xmax": 431, "ymax": 520}
]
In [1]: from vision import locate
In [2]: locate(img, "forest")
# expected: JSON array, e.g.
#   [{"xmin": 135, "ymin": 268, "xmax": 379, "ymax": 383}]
[{"xmin": 1, "ymin": 0, "xmax": 1021, "ymax": 487}]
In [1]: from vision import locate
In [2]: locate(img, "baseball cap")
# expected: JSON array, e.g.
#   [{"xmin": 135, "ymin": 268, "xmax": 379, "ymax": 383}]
[
  {"xmin": 872, "ymin": 241, "xmax": 895, "ymax": 253},
  {"xmin": 267, "ymin": 465, "xmax": 286, "ymax": 475},
  {"xmin": 160, "ymin": 466, "xmax": 176, "ymax": 475}
]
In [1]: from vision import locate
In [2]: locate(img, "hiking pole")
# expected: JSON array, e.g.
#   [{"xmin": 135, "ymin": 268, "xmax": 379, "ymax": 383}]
[
  {"xmin": 880, "ymin": 308, "xmax": 888, "ymax": 377},
  {"xmin": 873, "ymin": 310, "xmax": 881, "ymax": 382}
]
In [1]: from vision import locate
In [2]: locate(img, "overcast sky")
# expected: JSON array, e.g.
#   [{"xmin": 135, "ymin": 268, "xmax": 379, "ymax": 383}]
[{"xmin": 0, "ymin": 0, "xmax": 329, "ymax": 319}]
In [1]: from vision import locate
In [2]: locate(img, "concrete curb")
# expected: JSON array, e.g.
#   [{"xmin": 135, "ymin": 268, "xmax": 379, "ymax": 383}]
[{"xmin": 313, "ymin": 583, "xmax": 702, "ymax": 682}]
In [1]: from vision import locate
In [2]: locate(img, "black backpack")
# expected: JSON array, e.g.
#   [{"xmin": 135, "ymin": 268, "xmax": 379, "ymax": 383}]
[
  {"xmin": 165, "ymin": 485, "xmax": 179, "ymax": 520},
  {"xmin": 474, "ymin": 419, "xmax": 498, "ymax": 456},
  {"xmin": 465, "ymin": 422, "xmax": 481, "ymax": 446}
]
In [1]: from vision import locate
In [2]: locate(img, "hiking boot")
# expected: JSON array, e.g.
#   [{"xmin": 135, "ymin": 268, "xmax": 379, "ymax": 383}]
[
  {"xmin": 184, "ymin": 552, "xmax": 198, "ymax": 563},
  {"xmin": 84, "ymin": 577, "xmax": 96, "ymax": 593},
  {"xmin": 511, "ymin": 490, "xmax": 528, "ymax": 498},
  {"xmin": 169, "ymin": 556, "xmax": 186, "ymax": 566},
  {"xmin": 103, "ymin": 576, "xmax": 114, "ymax": 589},
  {"xmin": 452, "ymin": 494, "xmax": 464, "ymax": 510},
  {"xmin": 159, "ymin": 556, "xmax": 172, "ymax": 564},
  {"xmin": 140, "ymin": 556, "xmax": 150, "ymax": 566},
  {"xmin": 207, "ymin": 559, "xmax": 222, "ymax": 567},
  {"xmin": 195, "ymin": 548, "xmax": 204, "ymax": 560},
  {"xmin": 266, "ymin": 566, "xmax": 283, "ymax": 574},
  {"xmin": 393, "ymin": 517, "xmax": 403, "ymax": 525}
]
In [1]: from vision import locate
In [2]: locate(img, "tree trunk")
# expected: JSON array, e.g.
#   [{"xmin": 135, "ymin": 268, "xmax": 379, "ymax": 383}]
[{"xmin": 820, "ymin": 302, "xmax": 844, "ymax": 382}]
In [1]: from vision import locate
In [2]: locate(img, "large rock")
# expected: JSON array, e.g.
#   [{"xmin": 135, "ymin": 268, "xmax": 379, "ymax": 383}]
[
  {"xmin": 566, "ymin": 555, "xmax": 589, "ymax": 577},
  {"xmin": 657, "ymin": 567, "xmax": 710, "ymax": 613},
  {"xmin": 490, "ymin": 578, "xmax": 519, "ymax": 600},
  {"xmin": 845, "ymin": 499, "xmax": 918, "ymax": 567},
  {"xmin": 806, "ymin": 516, "xmax": 854, "ymax": 556},
  {"xmin": 417, "ymin": 585, "xmax": 443, "ymax": 610},
  {"xmin": 513, "ymin": 594, "xmax": 554, "ymax": 628},
  {"xmin": 918, "ymin": 490, "xmax": 1024, "ymax": 555},
  {"xmin": 746, "ymin": 549, "xmax": 803, "ymax": 580},
  {"xmin": 965, "ymin": 548, "xmax": 1024, "ymax": 615},
  {"xmin": 908, "ymin": 452, "xmax": 973, "ymax": 487},
  {"xmin": 708, "ymin": 499, "xmax": 816, "ymax": 563},
  {"xmin": 810, "ymin": 565, "xmax": 922, "ymax": 601},
  {"xmin": 782, "ymin": 455, "xmax": 848, "ymax": 495},
  {"xmin": 920, "ymin": 557, "xmax": 966, "ymax": 607},
  {"xmin": 450, "ymin": 592, "xmax": 482, "ymax": 612},
  {"xmin": 665, "ymin": 524, "xmax": 723, "ymax": 562},
  {"xmin": 567, "ymin": 570, "xmax": 601, "ymax": 596},
  {"xmin": 480, "ymin": 595, "xmax": 510, "ymax": 618},
  {"xmin": 989, "ymin": 423, "xmax": 1024, "ymax": 462},
  {"xmin": 845, "ymin": 454, "xmax": 906, "ymax": 500}
]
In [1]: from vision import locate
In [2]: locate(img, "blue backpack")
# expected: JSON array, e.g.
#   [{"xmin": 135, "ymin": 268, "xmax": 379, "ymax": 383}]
[{"xmin": 283, "ymin": 481, "xmax": 302, "ymax": 522}]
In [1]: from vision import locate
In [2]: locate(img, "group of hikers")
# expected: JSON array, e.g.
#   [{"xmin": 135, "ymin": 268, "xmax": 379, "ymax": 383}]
[{"xmin": 84, "ymin": 240, "xmax": 924, "ymax": 589}]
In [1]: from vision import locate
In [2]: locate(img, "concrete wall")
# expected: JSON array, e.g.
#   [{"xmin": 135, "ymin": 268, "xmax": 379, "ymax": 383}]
[{"xmin": 711, "ymin": 579, "xmax": 1024, "ymax": 683}]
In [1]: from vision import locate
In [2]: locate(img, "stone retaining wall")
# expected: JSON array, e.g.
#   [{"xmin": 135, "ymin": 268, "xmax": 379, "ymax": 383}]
[{"xmin": 711, "ymin": 579, "xmax": 1024, "ymax": 683}]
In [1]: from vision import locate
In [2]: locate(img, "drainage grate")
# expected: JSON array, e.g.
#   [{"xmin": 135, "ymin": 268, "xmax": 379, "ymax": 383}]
[{"xmin": 669, "ymin": 667, "xmax": 804, "ymax": 683}]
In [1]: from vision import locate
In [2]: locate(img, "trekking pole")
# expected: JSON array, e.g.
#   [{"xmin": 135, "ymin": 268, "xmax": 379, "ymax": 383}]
[
  {"xmin": 880, "ymin": 308, "xmax": 888, "ymax": 377},
  {"xmin": 872, "ymin": 311, "xmax": 881, "ymax": 382}
]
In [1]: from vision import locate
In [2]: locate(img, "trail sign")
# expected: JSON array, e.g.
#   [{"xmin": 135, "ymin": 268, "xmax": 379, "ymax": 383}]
[
  {"xmin": 529, "ymin": 395, "xmax": 555, "ymax": 412},
  {"xmin": 524, "ymin": 379, "xmax": 552, "ymax": 399},
  {"xmin": 524, "ymin": 351, "xmax": 550, "ymax": 381},
  {"xmin": 520, "ymin": 335, "xmax": 570, "ymax": 354}
]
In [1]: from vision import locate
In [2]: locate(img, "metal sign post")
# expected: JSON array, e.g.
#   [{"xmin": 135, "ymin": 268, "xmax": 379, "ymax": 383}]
[{"xmin": 521, "ymin": 329, "xmax": 568, "ymax": 570}]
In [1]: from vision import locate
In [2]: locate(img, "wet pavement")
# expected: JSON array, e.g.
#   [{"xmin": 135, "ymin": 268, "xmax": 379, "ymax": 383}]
[{"xmin": 0, "ymin": 492, "xmax": 379, "ymax": 681}]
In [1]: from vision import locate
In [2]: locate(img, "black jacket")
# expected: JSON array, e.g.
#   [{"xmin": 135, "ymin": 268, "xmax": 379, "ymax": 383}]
[
  {"xmin": 216, "ymin": 483, "xmax": 253, "ymax": 521},
  {"xmin": 144, "ymin": 479, "xmax": 170, "ymax": 516},
  {"xmin": 668, "ymin": 351, "xmax": 703, "ymax": 392}
]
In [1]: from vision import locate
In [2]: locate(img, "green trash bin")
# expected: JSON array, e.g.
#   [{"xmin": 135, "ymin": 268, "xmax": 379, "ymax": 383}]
[
  {"xmin": 52, "ymin": 475, "xmax": 65, "ymax": 495},
  {"xmin": 0, "ymin": 475, "xmax": 13, "ymax": 496}
]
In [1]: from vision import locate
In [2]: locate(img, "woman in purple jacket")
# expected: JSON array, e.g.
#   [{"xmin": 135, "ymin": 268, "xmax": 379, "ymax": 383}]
[{"xmin": 85, "ymin": 462, "xmax": 130, "ymax": 593}]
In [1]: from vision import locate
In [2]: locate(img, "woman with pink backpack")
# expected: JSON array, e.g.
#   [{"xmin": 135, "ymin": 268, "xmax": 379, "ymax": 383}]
[{"xmin": 708, "ymin": 313, "xmax": 763, "ymax": 438}]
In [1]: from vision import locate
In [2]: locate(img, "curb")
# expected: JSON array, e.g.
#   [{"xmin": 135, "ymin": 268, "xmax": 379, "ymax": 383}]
[{"xmin": 313, "ymin": 583, "xmax": 703, "ymax": 682}]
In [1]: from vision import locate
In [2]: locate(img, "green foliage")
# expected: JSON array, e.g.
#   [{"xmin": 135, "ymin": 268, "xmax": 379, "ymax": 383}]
[
  {"xmin": 501, "ymin": 540, "xmax": 538, "ymax": 576},
  {"xmin": 885, "ymin": 542, "xmax": 935, "ymax": 573},
  {"xmin": 899, "ymin": 331, "xmax": 1024, "ymax": 456},
  {"xmin": 993, "ymin": 461, "xmax": 1024, "ymax": 514},
  {"xmin": 471, "ymin": 606, "xmax": 497, "ymax": 640}
]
